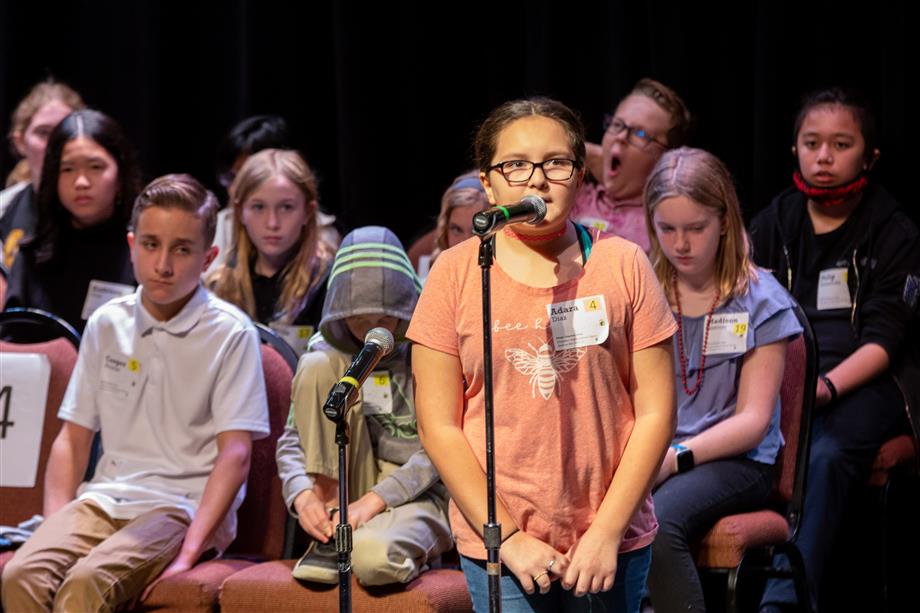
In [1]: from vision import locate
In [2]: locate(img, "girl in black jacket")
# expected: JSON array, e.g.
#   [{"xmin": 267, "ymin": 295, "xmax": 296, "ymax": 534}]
[{"xmin": 750, "ymin": 88, "xmax": 919, "ymax": 613}]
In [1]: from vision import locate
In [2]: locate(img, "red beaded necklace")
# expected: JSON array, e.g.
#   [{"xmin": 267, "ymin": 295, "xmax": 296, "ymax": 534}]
[
  {"xmin": 502, "ymin": 225, "xmax": 567, "ymax": 242},
  {"xmin": 673, "ymin": 271, "xmax": 721, "ymax": 396}
]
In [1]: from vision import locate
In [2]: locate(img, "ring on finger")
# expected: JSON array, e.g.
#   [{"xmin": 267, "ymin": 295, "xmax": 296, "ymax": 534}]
[
  {"xmin": 546, "ymin": 559, "xmax": 556, "ymax": 571},
  {"xmin": 533, "ymin": 571, "xmax": 549, "ymax": 582}
]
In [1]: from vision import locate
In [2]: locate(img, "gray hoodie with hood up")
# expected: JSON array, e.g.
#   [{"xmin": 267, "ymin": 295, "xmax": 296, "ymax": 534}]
[{"xmin": 276, "ymin": 226, "xmax": 447, "ymax": 511}]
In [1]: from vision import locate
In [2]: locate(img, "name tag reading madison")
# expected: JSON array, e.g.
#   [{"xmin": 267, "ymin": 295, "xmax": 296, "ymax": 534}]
[
  {"xmin": 703, "ymin": 312, "xmax": 749, "ymax": 355},
  {"xmin": 547, "ymin": 295, "xmax": 609, "ymax": 351}
]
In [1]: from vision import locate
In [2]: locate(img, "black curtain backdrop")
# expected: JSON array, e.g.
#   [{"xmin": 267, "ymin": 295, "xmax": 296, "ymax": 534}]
[{"xmin": 1, "ymin": 0, "xmax": 914, "ymax": 246}]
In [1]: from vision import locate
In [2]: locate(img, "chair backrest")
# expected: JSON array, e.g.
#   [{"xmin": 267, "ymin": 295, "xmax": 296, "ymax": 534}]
[
  {"xmin": 0, "ymin": 308, "xmax": 81, "ymax": 349},
  {"xmin": 770, "ymin": 301, "xmax": 817, "ymax": 537},
  {"xmin": 225, "ymin": 339, "xmax": 294, "ymax": 560},
  {"xmin": 0, "ymin": 338, "xmax": 78, "ymax": 526},
  {"xmin": 255, "ymin": 323, "xmax": 299, "ymax": 372}
]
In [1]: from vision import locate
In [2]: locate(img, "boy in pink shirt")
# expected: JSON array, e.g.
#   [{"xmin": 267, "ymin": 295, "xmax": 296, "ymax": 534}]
[{"xmin": 571, "ymin": 78, "xmax": 691, "ymax": 253}]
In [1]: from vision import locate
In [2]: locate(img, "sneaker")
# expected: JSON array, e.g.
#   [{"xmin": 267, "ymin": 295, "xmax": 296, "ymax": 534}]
[
  {"xmin": 292, "ymin": 536, "xmax": 339, "ymax": 584},
  {"xmin": 292, "ymin": 507, "xmax": 340, "ymax": 584}
]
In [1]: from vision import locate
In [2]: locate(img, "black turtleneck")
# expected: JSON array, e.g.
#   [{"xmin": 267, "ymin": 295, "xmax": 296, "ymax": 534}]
[
  {"xmin": 249, "ymin": 261, "xmax": 327, "ymax": 327},
  {"xmin": 3, "ymin": 216, "xmax": 136, "ymax": 334}
]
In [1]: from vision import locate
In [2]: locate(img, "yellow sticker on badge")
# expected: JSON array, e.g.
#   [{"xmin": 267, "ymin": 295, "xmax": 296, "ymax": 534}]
[
  {"xmin": 363, "ymin": 371, "xmax": 394, "ymax": 415},
  {"xmin": 298, "ymin": 327, "xmax": 311, "ymax": 339},
  {"xmin": 704, "ymin": 313, "xmax": 750, "ymax": 355},
  {"xmin": 585, "ymin": 298, "xmax": 601, "ymax": 312},
  {"xmin": 128, "ymin": 359, "xmax": 140, "ymax": 372}
]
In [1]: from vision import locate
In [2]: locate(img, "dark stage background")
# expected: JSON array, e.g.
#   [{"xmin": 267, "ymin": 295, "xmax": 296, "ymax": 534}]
[{"xmin": 1, "ymin": 0, "xmax": 914, "ymax": 245}]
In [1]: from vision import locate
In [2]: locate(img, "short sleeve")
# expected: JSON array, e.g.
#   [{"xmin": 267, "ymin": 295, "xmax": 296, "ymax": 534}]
[
  {"xmin": 57, "ymin": 312, "xmax": 102, "ymax": 431},
  {"xmin": 211, "ymin": 323, "xmax": 270, "ymax": 438},
  {"xmin": 624, "ymin": 243, "xmax": 678, "ymax": 352},
  {"xmin": 406, "ymin": 248, "xmax": 460, "ymax": 356},
  {"xmin": 748, "ymin": 271, "xmax": 803, "ymax": 348}
]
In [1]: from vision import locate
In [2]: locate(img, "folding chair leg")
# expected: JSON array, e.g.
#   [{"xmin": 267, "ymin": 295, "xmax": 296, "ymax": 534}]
[
  {"xmin": 879, "ymin": 480, "xmax": 892, "ymax": 613},
  {"xmin": 725, "ymin": 565, "xmax": 740, "ymax": 613},
  {"xmin": 781, "ymin": 544, "xmax": 812, "ymax": 613}
]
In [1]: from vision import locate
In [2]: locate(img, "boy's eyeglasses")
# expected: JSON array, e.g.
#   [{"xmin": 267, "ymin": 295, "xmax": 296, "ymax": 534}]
[{"xmin": 603, "ymin": 116, "xmax": 668, "ymax": 150}]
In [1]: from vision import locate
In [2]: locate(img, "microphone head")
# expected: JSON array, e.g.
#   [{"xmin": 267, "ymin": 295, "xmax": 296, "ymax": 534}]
[
  {"xmin": 364, "ymin": 327, "xmax": 395, "ymax": 356},
  {"xmin": 472, "ymin": 210, "xmax": 492, "ymax": 234},
  {"xmin": 521, "ymin": 195, "xmax": 547, "ymax": 224}
]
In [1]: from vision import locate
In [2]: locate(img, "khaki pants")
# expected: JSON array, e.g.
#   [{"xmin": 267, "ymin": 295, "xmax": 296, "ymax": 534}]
[
  {"xmin": 293, "ymin": 390, "xmax": 452, "ymax": 586},
  {"xmin": 1, "ymin": 499, "xmax": 190, "ymax": 613}
]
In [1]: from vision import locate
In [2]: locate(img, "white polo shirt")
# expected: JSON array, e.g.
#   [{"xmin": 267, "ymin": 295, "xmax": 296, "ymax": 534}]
[{"xmin": 59, "ymin": 284, "xmax": 270, "ymax": 552}]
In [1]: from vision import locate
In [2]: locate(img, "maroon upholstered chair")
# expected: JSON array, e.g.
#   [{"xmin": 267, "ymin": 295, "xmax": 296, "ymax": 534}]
[
  {"xmin": 0, "ymin": 336, "xmax": 79, "ymax": 598},
  {"xmin": 136, "ymin": 333, "xmax": 294, "ymax": 613},
  {"xmin": 867, "ymin": 425, "xmax": 919, "ymax": 609},
  {"xmin": 0, "ymin": 338, "xmax": 78, "ymax": 528},
  {"xmin": 696, "ymin": 303, "xmax": 817, "ymax": 613},
  {"xmin": 219, "ymin": 560, "xmax": 472, "ymax": 613}
]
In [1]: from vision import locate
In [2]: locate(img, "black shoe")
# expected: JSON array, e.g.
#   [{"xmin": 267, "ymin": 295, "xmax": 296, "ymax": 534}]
[{"xmin": 292, "ymin": 536, "xmax": 338, "ymax": 584}]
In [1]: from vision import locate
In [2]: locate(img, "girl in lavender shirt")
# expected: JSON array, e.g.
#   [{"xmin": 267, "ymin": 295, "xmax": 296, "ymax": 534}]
[{"xmin": 642, "ymin": 148, "xmax": 802, "ymax": 613}]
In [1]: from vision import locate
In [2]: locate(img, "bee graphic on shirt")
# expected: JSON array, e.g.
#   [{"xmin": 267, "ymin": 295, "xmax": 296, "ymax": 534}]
[{"xmin": 505, "ymin": 342, "xmax": 586, "ymax": 400}]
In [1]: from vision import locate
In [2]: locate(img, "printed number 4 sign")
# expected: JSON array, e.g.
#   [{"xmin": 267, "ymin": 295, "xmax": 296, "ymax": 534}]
[{"xmin": 0, "ymin": 353, "xmax": 51, "ymax": 488}]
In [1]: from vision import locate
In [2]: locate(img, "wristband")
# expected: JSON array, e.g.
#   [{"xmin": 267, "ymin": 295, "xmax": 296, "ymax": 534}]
[
  {"xmin": 671, "ymin": 443, "xmax": 695, "ymax": 473},
  {"xmin": 820, "ymin": 374, "xmax": 838, "ymax": 404}
]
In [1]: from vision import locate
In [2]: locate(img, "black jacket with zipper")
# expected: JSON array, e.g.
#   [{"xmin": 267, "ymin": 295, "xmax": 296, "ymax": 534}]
[{"xmin": 750, "ymin": 183, "xmax": 920, "ymax": 456}]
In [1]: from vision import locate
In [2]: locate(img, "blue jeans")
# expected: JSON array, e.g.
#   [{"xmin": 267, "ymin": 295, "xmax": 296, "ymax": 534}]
[{"xmin": 460, "ymin": 545, "xmax": 651, "ymax": 613}]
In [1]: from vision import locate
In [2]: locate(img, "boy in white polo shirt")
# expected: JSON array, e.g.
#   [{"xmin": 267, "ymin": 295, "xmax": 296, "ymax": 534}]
[{"xmin": 1, "ymin": 174, "xmax": 270, "ymax": 613}]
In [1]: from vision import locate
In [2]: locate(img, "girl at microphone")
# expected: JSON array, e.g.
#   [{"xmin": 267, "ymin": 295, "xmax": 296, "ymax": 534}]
[
  {"xmin": 642, "ymin": 147, "xmax": 801, "ymax": 613},
  {"xmin": 409, "ymin": 97, "xmax": 677, "ymax": 612}
]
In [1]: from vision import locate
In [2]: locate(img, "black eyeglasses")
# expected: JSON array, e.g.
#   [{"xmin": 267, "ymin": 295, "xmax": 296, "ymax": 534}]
[
  {"xmin": 487, "ymin": 159, "xmax": 579, "ymax": 183},
  {"xmin": 603, "ymin": 116, "xmax": 668, "ymax": 150}
]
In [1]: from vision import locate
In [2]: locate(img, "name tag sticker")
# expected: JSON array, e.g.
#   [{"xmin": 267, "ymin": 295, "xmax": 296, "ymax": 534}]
[
  {"xmin": 101, "ymin": 353, "xmax": 142, "ymax": 399},
  {"xmin": 546, "ymin": 294, "xmax": 609, "ymax": 351},
  {"xmin": 576, "ymin": 217, "xmax": 609, "ymax": 232},
  {"xmin": 362, "ymin": 370, "xmax": 393, "ymax": 415},
  {"xmin": 270, "ymin": 324, "xmax": 314, "ymax": 356},
  {"xmin": 82, "ymin": 280, "xmax": 134, "ymax": 320},
  {"xmin": 704, "ymin": 312, "xmax": 750, "ymax": 355},
  {"xmin": 817, "ymin": 268, "xmax": 852, "ymax": 311}
]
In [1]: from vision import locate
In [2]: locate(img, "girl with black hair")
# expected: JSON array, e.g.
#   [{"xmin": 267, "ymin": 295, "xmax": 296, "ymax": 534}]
[
  {"xmin": 4, "ymin": 109, "xmax": 142, "ymax": 333},
  {"xmin": 751, "ymin": 88, "xmax": 919, "ymax": 612}
]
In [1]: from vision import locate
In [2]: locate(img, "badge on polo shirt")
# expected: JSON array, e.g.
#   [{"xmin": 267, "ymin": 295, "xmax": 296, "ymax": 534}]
[
  {"xmin": 362, "ymin": 371, "xmax": 393, "ymax": 415},
  {"xmin": 816, "ymin": 268, "xmax": 852, "ymax": 311},
  {"xmin": 546, "ymin": 294, "xmax": 609, "ymax": 351},
  {"xmin": 81, "ymin": 280, "xmax": 134, "ymax": 320},
  {"xmin": 703, "ymin": 312, "xmax": 749, "ymax": 355},
  {"xmin": 269, "ymin": 323, "xmax": 314, "ymax": 356},
  {"xmin": 100, "ymin": 353, "xmax": 142, "ymax": 400}
]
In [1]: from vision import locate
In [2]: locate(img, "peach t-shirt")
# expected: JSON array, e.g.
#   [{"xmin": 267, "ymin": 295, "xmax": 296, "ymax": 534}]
[{"xmin": 407, "ymin": 232, "xmax": 677, "ymax": 559}]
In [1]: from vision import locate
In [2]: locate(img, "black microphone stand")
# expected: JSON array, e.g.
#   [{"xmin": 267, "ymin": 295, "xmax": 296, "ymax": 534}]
[
  {"xmin": 478, "ymin": 234, "xmax": 503, "ymax": 613},
  {"xmin": 323, "ymin": 383, "xmax": 354, "ymax": 613}
]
